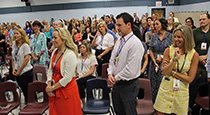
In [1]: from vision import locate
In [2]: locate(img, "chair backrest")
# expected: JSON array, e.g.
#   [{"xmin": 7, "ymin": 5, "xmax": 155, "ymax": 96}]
[
  {"xmin": 101, "ymin": 63, "xmax": 109, "ymax": 79},
  {"xmin": 27, "ymin": 81, "xmax": 48, "ymax": 103},
  {"xmin": 33, "ymin": 65, "xmax": 47, "ymax": 82},
  {"xmin": 0, "ymin": 81, "xmax": 20, "ymax": 104},
  {"xmin": 139, "ymin": 78, "xmax": 152, "ymax": 100},
  {"xmin": 86, "ymin": 78, "xmax": 109, "ymax": 102}
]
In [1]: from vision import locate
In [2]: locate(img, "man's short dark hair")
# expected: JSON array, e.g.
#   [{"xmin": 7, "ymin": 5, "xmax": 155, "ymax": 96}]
[
  {"xmin": 32, "ymin": 21, "xmax": 42, "ymax": 27},
  {"xmin": 106, "ymin": 15, "xmax": 110, "ymax": 18},
  {"xmin": 116, "ymin": 12, "xmax": 133, "ymax": 27}
]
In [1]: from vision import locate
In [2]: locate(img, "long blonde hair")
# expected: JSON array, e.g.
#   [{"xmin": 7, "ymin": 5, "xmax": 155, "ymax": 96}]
[
  {"xmin": 54, "ymin": 28, "xmax": 78, "ymax": 56},
  {"xmin": 15, "ymin": 28, "xmax": 30, "ymax": 46},
  {"xmin": 78, "ymin": 42, "xmax": 93, "ymax": 59},
  {"xmin": 172, "ymin": 25, "xmax": 195, "ymax": 52}
]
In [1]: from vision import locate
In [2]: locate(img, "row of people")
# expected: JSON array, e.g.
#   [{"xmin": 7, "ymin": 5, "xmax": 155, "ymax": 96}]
[{"xmin": 3, "ymin": 12, "xmax": 210, "ymax": 115}]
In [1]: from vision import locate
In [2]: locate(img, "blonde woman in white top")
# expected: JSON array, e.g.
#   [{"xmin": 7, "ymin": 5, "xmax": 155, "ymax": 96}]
[
  {"xmin": 92, "ymin": 22, "xmax": 114, "ymax": 77},
  {"xmin": 76, "ymin": 42, "xmax": 98, "ymax": 108},
  {"xmin": 11, "ymin": 28, "xmax": 33, "ymax": 103}
]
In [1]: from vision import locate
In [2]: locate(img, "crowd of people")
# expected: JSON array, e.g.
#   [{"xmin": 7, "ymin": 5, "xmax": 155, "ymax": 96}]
[{"xmin": 0, "ymin": 11, "xmax": 209, "ymax": 115}]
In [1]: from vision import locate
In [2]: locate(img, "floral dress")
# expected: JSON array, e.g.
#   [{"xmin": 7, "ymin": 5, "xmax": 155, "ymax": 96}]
[
  {"xmin": 30, "ymin": 32, "xmax": 49, "ymax": 65},
  {"xmin": 148, "ymin": 31, "xmax": 172, "ymax": 103}
]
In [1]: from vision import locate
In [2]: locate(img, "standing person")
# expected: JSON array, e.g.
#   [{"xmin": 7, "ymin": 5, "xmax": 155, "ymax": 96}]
[
  {"xmin": 92, "ymin": 22, "xmax": 114, "ymax": 77},
  {"xmin": 8, "ymin": 22, "xmax": 16, "ymax": 46},
  {"xmin": 167, "ymin": 16, "xmax": 174, "ymax": 33},
  {"xmin": 11, "ymin": 28, "xmax": 33, "ymax": 103},
  {"xmin": 145, "ymin": 21, "xmax": 156, "ymax": 46},
  {"xmin": 140, "ymin": 19, "xmax": 148, "ymax": 42},
  {"xmin": 30, "ymin": 21, "xmax": 49, "ymax": 66},
  {"xmin": 107, "ymin": 12, "xmax": 144, "ymax": 115},
  {"xmin": 134, "ymin": 17, "xmax": 141, "ymax": 28},
  {"xmin": 82, "ymin": 28, "xmax": 94, "ymax": 43},
  {"xmin": 169, "ymin": 11, "xmax": 179, "ymax": 22},
  {"xmin": 185, "ymin": 17, "xmax": 196, "ymax": 29},
  {"xmin": 45, "ymin": 28, "xmax": 82, "ymax": 115},
  {"xmin": 24, "ymin": 21, "xmax": 33, "ymax": 37},
  {"xmin": 76, "ymin": 42, "xmax": 98, "ymax": 108},
  {"xmin": 146, "ymin": 17, "xmax": 153, "ymax": 31},
  {"xmin": 189, "ymin": 13, "xmax": 210, "ymax": 113},
  {"xmin": 154, "ymin": 25, "xmax": 199, "ymax": 115},
  {"xmin": 149, "ymin": 18, "xmax": 172, "ymax": 103},
  {"xmin": 0, "ymin": 28, "xmax": 7, "ymax": 55},
  {"xmin": 106, "ymin": 15, "xmax": 116, "ymax": 32}
]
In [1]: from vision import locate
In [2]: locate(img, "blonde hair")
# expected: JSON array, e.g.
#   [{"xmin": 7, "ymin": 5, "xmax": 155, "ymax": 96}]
[
  {"xmin": 82, "ymin": 39, "xmax": 90, "ymax": 44},
  {"xmin": 11, "ymin": 21, "xmax": 16, "ymax": 25},
  {"xmin": 172, "ymin": 25, "xmax": 195, "ymax": 52},
  {"xmin": 54, "ymin": 28, "xmax": 78, "ymax": 56},
  {"xmin": 78, "ymin": 42, "xmax": 93, "ymax": 59},
  {"xmin": 14, "ymin": 28, "xmax": 30, "ymax": 46},
  {"xmin": 97, "ymin": 22, "xmax": 108, "ymax": 35}
]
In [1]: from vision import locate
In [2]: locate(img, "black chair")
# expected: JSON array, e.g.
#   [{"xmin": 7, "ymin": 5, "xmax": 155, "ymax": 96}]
[
  {"xmin": 0, "ymin": 81, "xmax": 20, "ymax": 115},
  {"xmin": 83, "ymin": 78, "xmax": 114, "ymax": 114}
]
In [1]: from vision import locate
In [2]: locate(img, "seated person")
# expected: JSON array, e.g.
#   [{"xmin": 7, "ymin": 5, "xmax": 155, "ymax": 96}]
[{"xmin": 76, "ymin": 42, "xmax": 98, "ymax": 108}]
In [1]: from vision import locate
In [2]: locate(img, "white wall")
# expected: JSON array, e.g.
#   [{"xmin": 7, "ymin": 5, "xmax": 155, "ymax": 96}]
[
  {"xmin": 0, "ymin": 6, "xmax": 148, "ymax": 27},
  {"xmin": 179, "ymin": 1, "xmax": 210, "ymax": 13},
  {"xmin": 0, "ymin": 1, "xmax": 209, "ymax": 27},
  {"xmin": 0, "ymin": 0, "xmax": 118, "ymax": 8}
]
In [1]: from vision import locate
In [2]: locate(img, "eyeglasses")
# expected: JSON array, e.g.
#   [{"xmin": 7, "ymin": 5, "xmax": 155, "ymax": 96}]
[{"xmin": 199, "ymin": 18, "xmax": 207, "ymax": 21}]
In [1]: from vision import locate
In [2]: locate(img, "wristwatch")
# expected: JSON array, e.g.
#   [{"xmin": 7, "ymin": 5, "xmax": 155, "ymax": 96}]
[{"xmin": 172, "ymin": 58, "xmax": 178, "ymax": 62}]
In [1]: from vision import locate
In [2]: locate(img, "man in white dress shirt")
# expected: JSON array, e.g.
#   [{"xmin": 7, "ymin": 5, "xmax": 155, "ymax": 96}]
[{"xmin": 107, "ymin": 12, "xmax": 144, "ymax": 115}]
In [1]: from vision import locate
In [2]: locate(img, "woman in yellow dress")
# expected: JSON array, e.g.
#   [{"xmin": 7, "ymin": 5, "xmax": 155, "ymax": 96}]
[{"xmin": 154, "ymin": 25, "xmax": 199, "ymax": 115}]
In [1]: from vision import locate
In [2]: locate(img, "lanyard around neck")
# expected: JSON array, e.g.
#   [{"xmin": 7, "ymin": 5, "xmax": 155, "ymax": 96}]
[
  {"xmin": 81, "ymin": 57, "xmax": 87, "ymax": 70},
  {"xmin": 52, "ymin": 49, "xmax": 66, "ymax": 76},
  {"xmin": 177, "ymin": 53, "xmax": 187, "ymax": 73},
  {"xmin": 99, "ymin": 34, "xmax": 105, "ymax": 46},
  {"xmin": 14, "ymin": 44, "xmax": 22, "ymax": 61},
  {"xmin": 202, "ymin": 32, "xmax": 208, "ymax": 42},
  {"xmin": 116, "ymin": 34, "xmax": 133, "ymax": 57}
]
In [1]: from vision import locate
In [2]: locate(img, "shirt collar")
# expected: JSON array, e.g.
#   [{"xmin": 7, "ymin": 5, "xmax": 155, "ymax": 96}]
[{"xmin": 123, "ymin": 32, "xmax": 133, "ymax": 41}]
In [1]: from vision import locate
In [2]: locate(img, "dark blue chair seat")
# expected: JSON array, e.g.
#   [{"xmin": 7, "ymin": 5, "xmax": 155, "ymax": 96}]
[
  {"xmin": 84, "ymin": 100, "xmax": 110, "ymax": 113},
  {"xmin": 83, "ymin": 78, "xmax": 111, "ymax": 114}
]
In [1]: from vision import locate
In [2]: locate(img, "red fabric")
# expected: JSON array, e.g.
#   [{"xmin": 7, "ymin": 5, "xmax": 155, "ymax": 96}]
[
  {"xmin": 49, "ymin": 51, "xmax": 82, "ymax": 115},
  {"xmin": 74, "ymin": 33, "xmax": 82, "ymax": 44}
]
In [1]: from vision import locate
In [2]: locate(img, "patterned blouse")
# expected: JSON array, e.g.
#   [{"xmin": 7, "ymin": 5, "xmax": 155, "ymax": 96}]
[
  {"xmin": 30, "ymin": 32, "xmax": 49, "ymax": 65},
  {"xmin": 149, "ymin": 31, "xmax": 172, "ymax": 56}
]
